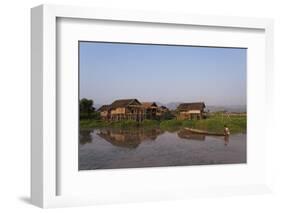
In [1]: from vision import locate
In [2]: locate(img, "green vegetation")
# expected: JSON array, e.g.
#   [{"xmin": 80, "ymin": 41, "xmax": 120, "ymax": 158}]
[
  {"xmin": 159, "ymin": 119, "xmax": 183, "ymax": 132},
  {"xmin": 111, "ymin": 120, "xmax": 140, "ymax": 128},
  {"xmin": 80, "ymin": 114, "xmax": 246, "ymax": 134},
  {"xmin": 182, "ymin": 115, "xmax": 247, "ymax": 134},
  {"xmin": 80, "ymin": 111, "xmax": 101, "ymax": 120},
  {"xmin": 79, "ymin": 98, "xmax": 97, "ymax": 119},
  {"xmin": 158, "ymin": 111, "xmax": 175, "ymax": 120},
  {"xmin": 80, "ymin": 119, "xmax": 160, "ymax": 129},
  {"xmin": 141, "ymin": 119, "xmax": 160, "ymax": 127},
  {"xmin": 80, "ymin": 119, "xmax": 109, "ymax": 129}
]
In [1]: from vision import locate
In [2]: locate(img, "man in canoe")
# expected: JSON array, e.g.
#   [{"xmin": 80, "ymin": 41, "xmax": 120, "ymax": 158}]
[
  {"xmin": 224, "ymin": 125, "xmax": 230, "ymax": 146},
  {"xmin": 224, "ymin": 125, "xmax": 230, "ymax": 136}
]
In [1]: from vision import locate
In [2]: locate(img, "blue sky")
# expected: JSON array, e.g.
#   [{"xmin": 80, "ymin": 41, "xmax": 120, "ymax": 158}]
[{"xmin": 79, "ymin": 42, "xmax": 246, "ymax": 106}]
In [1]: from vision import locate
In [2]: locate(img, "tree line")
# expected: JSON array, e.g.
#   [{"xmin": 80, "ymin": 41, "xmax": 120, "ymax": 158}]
[{"xmin": 79, "ymin": 98, "xmax": 100, "ymax": 119}]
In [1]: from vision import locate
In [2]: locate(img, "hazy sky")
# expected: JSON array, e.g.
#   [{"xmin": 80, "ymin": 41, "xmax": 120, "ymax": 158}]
[{"xmin": 79, "ymin": 42, "xmax": 246, "ymax": 106}]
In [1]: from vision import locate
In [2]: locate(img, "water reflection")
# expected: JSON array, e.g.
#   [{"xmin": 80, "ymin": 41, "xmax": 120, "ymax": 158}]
[
  {"xmin": 177, "ymin": 129, "xmax": 206, "ymax": 141},
  {"xmin": 80, "ymin": 127, "xmax": 232, "ymax": 148},
  {"xmin": 178, "ymin": 129, "xmax": 231, "ymax": 146},
  {"xmin": 79, "ymin": 127, "xmax": 246, "ymax": 170},
  {"xmin": 79, "ymin": 130, "xmax": 93, "ymax": 144},
  {"xmin": 97, "ymin": 128, "xmax": 164, "ymax": 149},
  {"xmin": 224, "ymin": 135, "xmax": 230, "ymax": 146}
]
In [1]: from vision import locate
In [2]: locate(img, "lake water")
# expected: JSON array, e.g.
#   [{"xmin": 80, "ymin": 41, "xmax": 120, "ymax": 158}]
[{"xmin": 79, "ymin": 127, "xmax": 246, "ymax": 170}]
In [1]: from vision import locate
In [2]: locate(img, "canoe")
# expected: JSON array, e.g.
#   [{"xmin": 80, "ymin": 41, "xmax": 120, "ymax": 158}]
[{"xmin": 184, "ymin": 128, "xmax": 226, "ymax": 136}]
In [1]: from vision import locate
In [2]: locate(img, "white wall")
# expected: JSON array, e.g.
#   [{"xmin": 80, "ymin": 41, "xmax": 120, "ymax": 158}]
[{"xmin": 0, "ymin": 0, "xmax": 280, "ymax": 212}]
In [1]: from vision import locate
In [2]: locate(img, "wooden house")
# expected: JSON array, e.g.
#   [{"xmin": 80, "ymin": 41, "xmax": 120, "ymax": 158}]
[
  {"xmin": 110, "ymin": 99, "xmax": 145, "ymax": 121},
  {"xmin": 176, "ymin": 102, "xmax": 206, "ymax": 120},
  {"xmin": 156, "ymin": 105, "xmax": 169, "ymax": 117},
  {"xmin": 98, "ymin": 105, "xmax": 111, "ymax": 120},
  {"xmin": 141, "ymin": 102, "xmax": 158, "ymax": 120}
]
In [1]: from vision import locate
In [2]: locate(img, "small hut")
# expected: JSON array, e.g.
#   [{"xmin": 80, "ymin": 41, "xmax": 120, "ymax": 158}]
[
  {"xmin": 110, "ymin": 99, "xmax": 145, "ymax": 121},
  {"xmin": 98, "ymin": 105, "xmax": 111, "ymax": 120},
  {"xmin": 177, "ymin": 102, "xmax": 206, "ymax": 120},
  {"xmin": 142, "ymin": 102, "xmax": 158, "ymax": 120},
  {"xmin": 156, "ymin": 105, "xmax": 169, "ymax": 117}
]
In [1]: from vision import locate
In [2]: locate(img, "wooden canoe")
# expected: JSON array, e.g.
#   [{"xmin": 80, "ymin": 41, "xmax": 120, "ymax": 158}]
[{"xmin": 184, "ymin": 128, "xmax": 226, "ymax": 136}]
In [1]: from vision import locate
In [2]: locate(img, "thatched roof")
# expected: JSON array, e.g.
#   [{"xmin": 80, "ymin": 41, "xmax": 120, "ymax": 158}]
[
  {"xmin": 98, "ymin": 105, "xmax": 111, "ymax": 112},
  {"xmin": 110, "ymin": 99, "xmax": 141, "ymax": 109},
  {"xmin": 141, "ymin": 102, "xmax": 158, "ymax": 109},
  {"xmin": 159, "ymin": 106, "xmax": 168, "ymax": 110},
  {"xmin": 177, "ymin": 102, "xmax": 205, "ymax": 111}
]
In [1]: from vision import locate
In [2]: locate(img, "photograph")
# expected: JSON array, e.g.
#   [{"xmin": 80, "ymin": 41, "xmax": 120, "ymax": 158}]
[{"xmin": 78, "ymin": 41, "xmax": 247, "ymax": 170}]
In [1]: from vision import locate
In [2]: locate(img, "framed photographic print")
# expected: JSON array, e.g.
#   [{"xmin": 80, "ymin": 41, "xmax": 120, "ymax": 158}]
[
  {"xmin": 78, "ymin": 42, "xmax": 247, "ymax": 170},
  {"xmin": 31, "ymin": 4, "xmax": 274, "ymax": 208}
]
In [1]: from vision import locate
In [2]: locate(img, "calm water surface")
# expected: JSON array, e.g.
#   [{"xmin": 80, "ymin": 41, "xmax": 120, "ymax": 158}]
[{"xmin": 79, "ymin": 127, "xmax": 246, "ymax": 170}]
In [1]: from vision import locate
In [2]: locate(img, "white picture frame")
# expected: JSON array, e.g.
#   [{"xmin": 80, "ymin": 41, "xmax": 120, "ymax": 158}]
[{"xmin": 31, "ymin": 4, "xmax": 274, "ymax": 208}]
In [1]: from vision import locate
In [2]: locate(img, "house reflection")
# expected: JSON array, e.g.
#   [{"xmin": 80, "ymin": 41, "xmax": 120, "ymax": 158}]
[
  {"xmin": 177, "ymin": 129, "xmax": 206, "ymax": 141},
  {"xmin": 97, "ymin": 128, "xmax": 164, "ymax": 149}
]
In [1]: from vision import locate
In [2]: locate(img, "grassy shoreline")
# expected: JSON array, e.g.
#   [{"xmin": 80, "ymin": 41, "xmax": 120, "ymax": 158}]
[
  {"xmin": 80, "ymin": 119, "xmax": 159, "ymax": 129},
  {"xmin": 80, "ymin": 115, "xmax": 246, "ymax": 134}
]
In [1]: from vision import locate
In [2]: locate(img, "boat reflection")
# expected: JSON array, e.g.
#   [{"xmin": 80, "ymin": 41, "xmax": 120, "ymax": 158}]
[
  {"xmin": 97, "ymin": 128, "xmax": 164, "ymax": 149},
  {"xmin": 178, "ymin": 129, "xmax": 231, "ymax": 146},
  {"xmin": 177, "ymin": 129, "xmax": 206, "ymax": 141}
]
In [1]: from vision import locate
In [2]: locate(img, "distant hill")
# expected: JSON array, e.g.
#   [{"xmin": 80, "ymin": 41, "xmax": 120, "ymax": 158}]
[
  {"xmin": 93, "ymin": 104, "xmax": 102, "ymax": 110},
  {"xmin": 206, "ymin": 105, "xmax": 247, "ymax": 113},
  {"xmin": 165, "ymin": 102, "xmax": 182, "ymax": 110}
]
